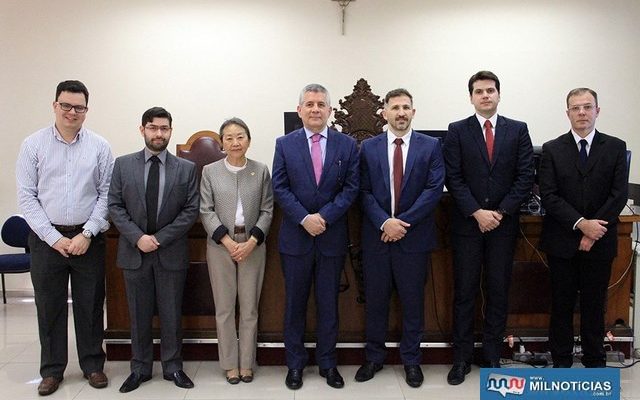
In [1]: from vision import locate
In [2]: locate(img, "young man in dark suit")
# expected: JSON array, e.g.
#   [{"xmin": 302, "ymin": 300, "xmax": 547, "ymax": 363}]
[
  {"xmin": 539, "ymin": 88, "xmax": 628, "ymax": 368},
  {"xmin": 272, "ymin": 84, "xmax": 359, "ymax": 390},
  {"xmin": 443, "ymin": 71, "xmax": 534, "ymax": 385},
  {"xmin": 108, "ymin": 107, "xmax": 199, "ymax": 392},
  {"xmin": 355, "ymin": 89, "xmax": 444, "ymax": 388}
]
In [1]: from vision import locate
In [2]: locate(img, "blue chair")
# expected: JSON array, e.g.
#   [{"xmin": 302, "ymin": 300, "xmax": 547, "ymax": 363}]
[{"xmin": 0, "ymin": 215, "xmax": 31, "ymax": 303}]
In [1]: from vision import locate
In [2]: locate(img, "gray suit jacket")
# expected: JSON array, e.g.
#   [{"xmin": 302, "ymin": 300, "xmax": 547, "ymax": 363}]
[
  {"xmin": 199, "ymin": 158, "xmax": 273, "ymax": 245},
  {"xmin": 108, "ymin": 149, "xmax": 199, "ymax": 270}
]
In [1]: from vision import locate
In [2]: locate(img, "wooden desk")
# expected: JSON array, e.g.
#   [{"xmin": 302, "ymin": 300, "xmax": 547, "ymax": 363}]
[{"xmin": 104, "ymin": 200, "xmax": 639, "ymax": 362}]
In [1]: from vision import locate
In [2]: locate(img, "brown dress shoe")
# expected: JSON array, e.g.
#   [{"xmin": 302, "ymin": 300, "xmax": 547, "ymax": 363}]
[
  {"xmin": 38, "ymin": 376, "xmax": 62, "ymax": 396},
  {"xmin": 84, "ymin": 371, "xmax": 108, "ymax": 388}
]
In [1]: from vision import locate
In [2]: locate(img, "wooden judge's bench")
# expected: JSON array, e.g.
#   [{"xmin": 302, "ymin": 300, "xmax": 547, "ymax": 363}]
[{"xmin": 104, "ymin": 80, "xmax": 639, "ymax": 363}]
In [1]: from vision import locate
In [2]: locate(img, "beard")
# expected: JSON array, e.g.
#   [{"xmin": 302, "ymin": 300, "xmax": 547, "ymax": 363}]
[{"xmin": 145, "ymin": 137, "xmax": 168, "ymax": 152}]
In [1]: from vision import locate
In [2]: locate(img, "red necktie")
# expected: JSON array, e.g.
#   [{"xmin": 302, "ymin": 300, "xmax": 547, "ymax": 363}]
[
  {"xmin": 393, "ymin": 138, "xmax": 403, "ymax": 215},
  {"xmin": 484, "ymin": 119, "xmax": 494, "ymax": 163}
]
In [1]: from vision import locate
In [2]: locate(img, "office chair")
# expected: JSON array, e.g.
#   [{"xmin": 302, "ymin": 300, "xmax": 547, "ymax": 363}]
[{"xmin": 0, "ymin": 215, "xmax": 31, "ymax": 304}]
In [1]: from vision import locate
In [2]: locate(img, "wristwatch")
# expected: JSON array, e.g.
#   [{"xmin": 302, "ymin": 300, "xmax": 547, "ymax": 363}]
[{"xmin": 82, "ymin": 229, "xmax": 93, "ymax": 239}]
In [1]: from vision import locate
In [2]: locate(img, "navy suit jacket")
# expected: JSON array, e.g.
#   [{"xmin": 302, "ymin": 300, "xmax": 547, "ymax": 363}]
[
  {"xmin": 443, "ymin": 115, "xmax": 534, "ymax": 236},
  {"xmin": 272, "ymin": 128, "xmax": 359, "ymax": 256},
  {"xmin": 360, "ymin": 131, "xmax": 445, "ymax": 254},
  {"xmin": 108, "ymin": 150, "xmax": 200, "ymax": 270},
  {"xmin": 539, "ymin": 131, "xmax": 628, "ymax": 259}
]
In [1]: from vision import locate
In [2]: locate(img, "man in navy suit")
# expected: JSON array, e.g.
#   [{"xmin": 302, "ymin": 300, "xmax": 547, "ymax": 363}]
[
  {"xmin": 443, "ymin": 71, "xmax": 534, "ymax": 385},
  {"xmin": 272, "ymin": 84, "xmax": 359, "ymax": 390},
  {"xmin": 355, "ymin": 89, "xmax": 444, "ymax": 388},
  {"xmin": 539, "ymin": 88, "xmax": 627, "ymax": 368}
]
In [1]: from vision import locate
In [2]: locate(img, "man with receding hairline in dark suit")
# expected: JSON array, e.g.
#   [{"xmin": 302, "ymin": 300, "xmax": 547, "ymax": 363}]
[{"xmin": 539, "ymin": 88, "xmax": 627, "ymax": 368}]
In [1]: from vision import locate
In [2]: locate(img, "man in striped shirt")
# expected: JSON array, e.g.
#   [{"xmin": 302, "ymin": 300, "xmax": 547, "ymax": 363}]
[{"xmin": 16, "ymin": 80, "xmax": 113, "ymax": 396}]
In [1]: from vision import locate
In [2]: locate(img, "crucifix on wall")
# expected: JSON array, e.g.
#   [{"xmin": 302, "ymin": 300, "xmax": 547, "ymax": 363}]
[{"xmin": 332, "ymin": 0, "xmax": 355, "ymax": 35}]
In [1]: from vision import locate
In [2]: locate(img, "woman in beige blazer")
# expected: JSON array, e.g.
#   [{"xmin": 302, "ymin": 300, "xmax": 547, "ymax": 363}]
[{"xmin": 200, "ymin": 118, "xmax": 273, "ymax": 384}]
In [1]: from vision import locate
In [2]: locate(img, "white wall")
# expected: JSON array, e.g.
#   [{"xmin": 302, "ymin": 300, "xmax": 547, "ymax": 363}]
[{"xmin": 1, "ymin": 0, "xmax": 639, "ymax": 291}]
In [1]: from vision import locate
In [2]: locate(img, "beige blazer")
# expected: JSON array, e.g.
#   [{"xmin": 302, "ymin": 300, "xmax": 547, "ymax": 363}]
[{"xmin": 199, "ymin": 158, "xmax": 273, "ymax": 244}]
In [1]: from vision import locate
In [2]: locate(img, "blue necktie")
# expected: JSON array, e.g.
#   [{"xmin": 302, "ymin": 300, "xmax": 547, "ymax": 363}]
[{"xmin": 579, "ymin": 139, "xmax": 588, "ymax": 168}]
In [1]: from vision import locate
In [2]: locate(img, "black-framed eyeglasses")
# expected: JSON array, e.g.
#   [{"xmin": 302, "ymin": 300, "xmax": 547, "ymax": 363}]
[
  {"xmin": 57, "ymin": 102, "xmax": 88, "ymax": 113},
  {"xmin": 145, "ymin": 125, "xmax": 172, "ymax": 133}
]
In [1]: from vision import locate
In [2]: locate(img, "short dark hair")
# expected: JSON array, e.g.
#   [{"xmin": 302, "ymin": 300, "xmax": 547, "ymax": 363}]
[
  {"xmin": 56, "ymin": 80, "xmax": 89, "ymax": 104},
  {"xmin": 566, "ymin": 87, "xmax": 598, "ymax": 107},
  {"xmin": 384, "ymin": 88, "xmax": 413, "ymax": 106},
  {"xmin": 141, "ymin": 107, "xmax": 172, "ymax": 127},
  {"xmin": 219, "ymin": 117, "xmax": 251, "ymax": 141},
  {"xmin": 468, "ymin": 71, "xmax": 500, "ymax": 95}
]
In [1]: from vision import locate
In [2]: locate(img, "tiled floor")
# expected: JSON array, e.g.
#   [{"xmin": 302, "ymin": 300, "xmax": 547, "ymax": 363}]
[{"xmin": 1, "ymin": 297, "xmax": 639, "ymax": 399}]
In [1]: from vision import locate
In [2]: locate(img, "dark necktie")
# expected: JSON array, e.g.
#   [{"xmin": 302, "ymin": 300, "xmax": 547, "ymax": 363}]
[
  {"xmin": 579, "ymin": 139, "xmax": 588, "ymax": 167},
  {"xmin": 146, "ymin": 156, "xmax": 160, "ymax": 234},
  {"xmin": 393, "ymin": 138, "xmax": 404, "ymax": 215},
  {"xmin": 484, "ymin": 119, "xmax": 494, "ymax": 163}
]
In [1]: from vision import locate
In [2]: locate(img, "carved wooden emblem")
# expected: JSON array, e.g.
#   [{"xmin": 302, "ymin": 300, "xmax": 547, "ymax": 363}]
[{"xmin": 332, "ymin": 78, "xmax": 385, "ymax": 145}]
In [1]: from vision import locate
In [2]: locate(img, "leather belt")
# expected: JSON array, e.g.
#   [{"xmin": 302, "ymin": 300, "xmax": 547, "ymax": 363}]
[
  {"xmin": 53, "ymin": 224, "xmax": 84, "ymax": 232},
  {"xmin": 234, "ymin": 226, "xmax": 246, "ymax": 234}
]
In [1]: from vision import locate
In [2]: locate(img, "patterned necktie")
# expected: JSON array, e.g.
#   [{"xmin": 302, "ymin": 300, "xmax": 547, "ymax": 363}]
[
  {"xmin": 484, "ymin": 119, "xmax": 494, "ymax": 163},
  {"xmin": 579, "ymin": 139, "xmax": 588, "ymax": 167},
  {"xmin": 311, "ymin": 133, "xmax": 323, "ymax": 184},
  {"xmin": 146, "ymin": 156, "xmax": 160, "ymax": 234},
  {"xmin": 393, "ymin": 138, "xmax": 404, "ymax": 215}
]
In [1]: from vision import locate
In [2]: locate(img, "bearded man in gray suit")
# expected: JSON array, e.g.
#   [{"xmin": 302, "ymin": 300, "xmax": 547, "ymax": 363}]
[{"xmin": 108, "ymin": 107, "xmax": 199, "ymax": 393}]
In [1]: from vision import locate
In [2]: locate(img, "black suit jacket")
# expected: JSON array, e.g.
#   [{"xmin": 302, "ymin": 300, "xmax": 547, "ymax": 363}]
[
  {"xmin": 443, "ymin": 115, "xmax": 534, "ymax": 236},
  {"xmin": 539, "ymin": 131, "xmax": 628, "ymax": 259}
]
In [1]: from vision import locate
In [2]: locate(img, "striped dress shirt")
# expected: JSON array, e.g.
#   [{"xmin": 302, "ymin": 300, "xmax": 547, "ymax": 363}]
[{"xmin": 16, "ymin": 125, "xmax": 114, "ymax": 246}]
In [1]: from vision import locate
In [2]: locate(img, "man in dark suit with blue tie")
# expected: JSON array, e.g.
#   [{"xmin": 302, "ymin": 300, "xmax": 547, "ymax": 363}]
[
  {"xmin": 108, "ymin": 107, "xmax": 199, "ymax": 392},
  {"xmin": 355, "ymin": 89, "xmax": 444, "ymax": 388},
  {"xmin": 272, "ymin": 84, "xmax": 359, "ymax": 390},
  {"xmin": 443, "ymin": 71, "xmax": 534, "ymax": 385},
  {"xmin": 539, "ymin": 88, "xmax": 628, "ymax": 368}
]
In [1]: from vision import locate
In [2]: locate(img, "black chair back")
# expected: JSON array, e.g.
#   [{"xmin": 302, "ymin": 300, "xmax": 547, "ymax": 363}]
[{"xmin": 1, "ymin": 215, "xmax": 30, "ymax": 250}]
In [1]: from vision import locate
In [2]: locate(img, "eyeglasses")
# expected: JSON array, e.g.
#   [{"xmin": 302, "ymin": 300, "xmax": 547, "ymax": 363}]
[
  {"xmin": 568, "ymin": 104, "xmax": 595, "ymax": 113},
  {"xmin": 57, "ymin": 102, "xmax": 88, "ymax": 113},
  {"xmin": 144, "ymin": 125, "xmax": 172, "ymax": 133}
]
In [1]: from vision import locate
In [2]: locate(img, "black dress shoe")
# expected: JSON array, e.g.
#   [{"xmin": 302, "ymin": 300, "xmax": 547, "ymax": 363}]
[
  {"xmin": 119, "ymin": 372, "xmax": 151, "ymax": 393},
  {"xmin": 404, "ymin": 365, "xmax": 424, "ymax": 388},
  {"xmin": 285, "ymin": 368, "xmax": 303, "ymax": 390},
  {"xmin": 355, "ymin": 361, "xmax": 383, "ymax": 382},
  {"xmin": 163, "ymin": 370, "xmax": 194, "ymax": 388},
  {"xmin": 319, "ymin": 367, "xmax": 344, "ymax": 388},
  {"xmin": 447, "ymin": 362, "xmax": 471, "ymax": 385}
]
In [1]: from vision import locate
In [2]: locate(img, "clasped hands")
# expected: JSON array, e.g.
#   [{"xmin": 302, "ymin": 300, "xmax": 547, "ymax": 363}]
[
  {"xmin": 52, "ymin": 233, "xmax": 91, "ymax": 258},
  {"xmin": 137, "ymin": 234, "xmax": 160, "ymax": 253},
  {"xmin": 577, "ymin": 218, "xmax": 608, "ymax": 252},
  {"xmin": 221, "ymin": 235, "xmax": 256, "ymax": 262},
  {"xmin": 473, "ymin": 209, "xmax": 503, "ymax": 233},
  {"xmin": 302, "ymin": 213, "xmax": 326, "ymax": 237},
  {"xmin": 381, "ymin": 218, "xmax": 411, "ymax": 242}
]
